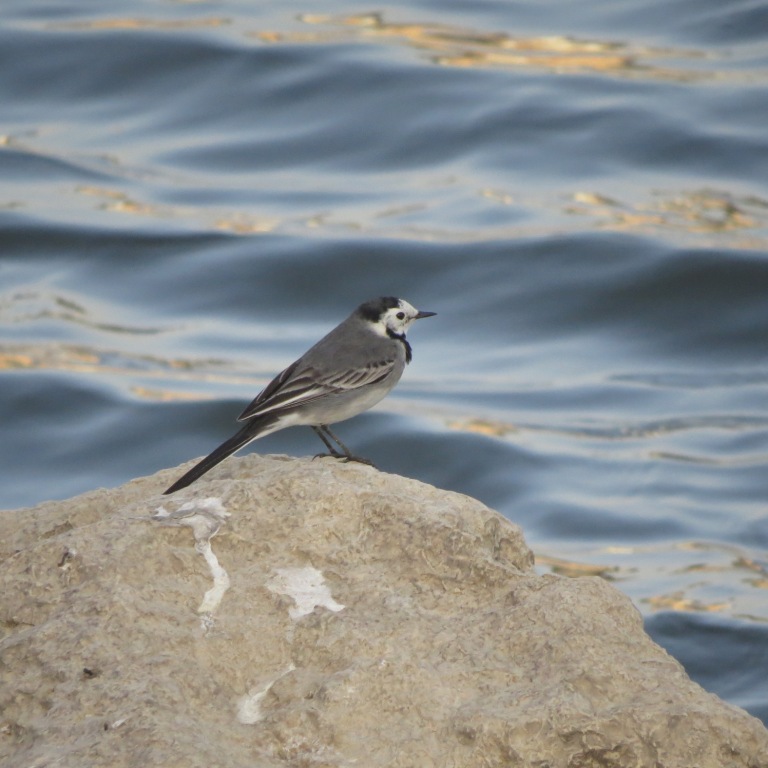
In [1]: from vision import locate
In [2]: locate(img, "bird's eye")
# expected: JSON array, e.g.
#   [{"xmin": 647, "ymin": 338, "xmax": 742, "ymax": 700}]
[{"xmin": 396, "ymin": 311, "xmax": 405, "ymax": 320}]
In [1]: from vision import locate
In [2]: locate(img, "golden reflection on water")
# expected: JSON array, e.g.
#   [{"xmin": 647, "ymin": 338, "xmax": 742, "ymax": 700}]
[
  {"xmin": 77, "ymin": 185, "xmax": 160, "ymax": 218},
  {"xmin": 447, "ymin": 418, "xmax": 518, "ymax": 438},
  {"xmin": 257, "ymin": 12, "xmax": 711, "ymax": 83},
  {"xmin": 68, "ymin": 178, "xmax": 768, "ymax": 250},
  {"xmin": 51, "ymin": 17, "xmax": 229, "ymax": 31},
  {"xmin": 74, "ymin": 185, "xmax": 277, "ymax": 235},
  {"xmin": 535, "ymin": 554, "xmax": 619, "ymax": 580},
  {"xmin": 46, "ymin": 8, "xmax": 727, "ymax": 83},
  {"xmin": 130, "ymin": 385, "xmax": 213, "ymax": 402},
  {"xmin": 0, "ymin": 288, "xmax": 209, "ymax": 389},
  {"xmin": 0, "ymin": 341, "xmax": 264, "ymax": 408},
  {"xmin": 537, "ymin": 541, "xmax": 768, "ymax": 621},
  {"xmin": 643, "ymin": 592, "xmax": 731, "ymax": 613},
  {"xmin": 0, "ymin": 343, "xmax": 181, "ymax": 379},
  {"xmin": 566, "ymin": 188, "xmax": 768, "ymax": 242}
]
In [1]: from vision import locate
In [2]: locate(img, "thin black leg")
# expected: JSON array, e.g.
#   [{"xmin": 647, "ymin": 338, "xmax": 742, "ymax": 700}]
[
  {"xmin": 320, "ymin": 425, "xmax": 352, "ymax": 458},
  {"xmin": 312, "ymin": 426, "xmax": 344, "ymax": 457},
  {"xmin": 320, "ymin": 424, "xmax": 374, "ymax": 467}
]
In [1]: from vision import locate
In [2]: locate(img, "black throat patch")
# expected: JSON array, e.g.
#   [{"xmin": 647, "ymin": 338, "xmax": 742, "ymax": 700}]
[{"xmin": 387, "ymin": 329, "xmax": 412, "ymax": 364}]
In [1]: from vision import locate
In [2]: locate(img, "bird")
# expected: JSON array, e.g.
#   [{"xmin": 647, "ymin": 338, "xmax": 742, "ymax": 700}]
[{"xmin": 163, "ymin": 296, "xmax": 436, "ymax": 494}]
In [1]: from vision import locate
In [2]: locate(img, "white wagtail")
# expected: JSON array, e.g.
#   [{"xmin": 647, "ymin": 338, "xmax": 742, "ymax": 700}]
[{"xmin": 164, "ymin": 296, "xmax": 436, "ymax": 494}]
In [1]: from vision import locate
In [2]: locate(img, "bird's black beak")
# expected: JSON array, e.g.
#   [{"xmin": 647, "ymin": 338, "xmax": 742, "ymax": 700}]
[{"xmin": 415, "ymin": 310, "xmax": 437, "ymax": 319}]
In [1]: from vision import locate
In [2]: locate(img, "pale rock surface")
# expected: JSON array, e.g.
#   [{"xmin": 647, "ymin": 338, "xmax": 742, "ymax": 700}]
[{"xmin": 1, "ymin": 454, "xmax": 767, "ymax": 767}]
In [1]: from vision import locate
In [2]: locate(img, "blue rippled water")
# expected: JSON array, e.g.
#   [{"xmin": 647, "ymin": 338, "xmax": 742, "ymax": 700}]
[{"xmin": 2, "ymin": 0, "xmax": 768, "ymax": 726}]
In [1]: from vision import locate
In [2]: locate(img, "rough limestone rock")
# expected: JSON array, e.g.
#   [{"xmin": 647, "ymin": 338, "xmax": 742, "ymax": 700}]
[{"xmin": 1, "ymin": 454, "xmax": 767, "ymax": 768}]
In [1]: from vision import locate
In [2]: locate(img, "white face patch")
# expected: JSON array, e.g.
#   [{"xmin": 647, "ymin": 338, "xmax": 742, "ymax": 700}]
[{"xmin": 373, "ymin": 299, "xmax": 419, "ymax": 337}]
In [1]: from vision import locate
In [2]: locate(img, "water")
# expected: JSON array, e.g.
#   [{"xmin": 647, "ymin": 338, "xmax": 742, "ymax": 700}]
[{"xmin": 2, "ymin": 0, "xmax": 768, "ymax": 726}]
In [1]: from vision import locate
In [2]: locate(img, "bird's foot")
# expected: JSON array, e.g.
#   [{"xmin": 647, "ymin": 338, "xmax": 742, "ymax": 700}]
[
  {"xmin": 312, "ymin": 451, "xmax": 375, "ymax": 468},
  {"xmin": 312, "ymin": 451, "xmax": 343, "ymax": 461},
  {"xmin": 342, "ymin": 454, "xmax": 375, "ymax": 467}
]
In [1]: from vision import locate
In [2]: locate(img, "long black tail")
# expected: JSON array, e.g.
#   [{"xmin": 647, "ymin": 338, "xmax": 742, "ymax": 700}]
[{"xmin": 163, "ymin": 415, "xmax": 277, "ymax": 495}]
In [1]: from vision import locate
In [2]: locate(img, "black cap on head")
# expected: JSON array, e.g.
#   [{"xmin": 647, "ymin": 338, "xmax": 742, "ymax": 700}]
[{"xmin": 357, "ymin": 296, "xmax": 400, "ymax": 322}]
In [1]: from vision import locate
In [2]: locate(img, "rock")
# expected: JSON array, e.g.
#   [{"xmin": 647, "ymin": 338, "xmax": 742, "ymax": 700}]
[{"xmin": 1, "ymin": 454, "xmax": 766, "ymax": 768}]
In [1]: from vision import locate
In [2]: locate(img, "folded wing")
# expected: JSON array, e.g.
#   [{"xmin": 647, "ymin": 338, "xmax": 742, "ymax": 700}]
[{"xmin": 237, "ymin": 358, "xmax": 396, "ymax": 421}]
